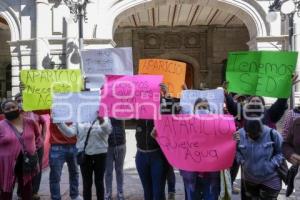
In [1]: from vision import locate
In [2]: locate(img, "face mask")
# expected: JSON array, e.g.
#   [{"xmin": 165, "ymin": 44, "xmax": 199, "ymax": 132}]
[
  {"xmin": 195, "ymin": 109, "xmax": 210, "ymax": 115},
  {"xmin": 4, "ymin": 110, "xmax": 20, "ymax": 121}
]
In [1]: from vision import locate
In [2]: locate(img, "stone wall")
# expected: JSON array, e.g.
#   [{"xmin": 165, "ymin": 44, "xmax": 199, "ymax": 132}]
[{"xmin": 114, "ymin": 26, "xmax": 249, "ymax": 89}]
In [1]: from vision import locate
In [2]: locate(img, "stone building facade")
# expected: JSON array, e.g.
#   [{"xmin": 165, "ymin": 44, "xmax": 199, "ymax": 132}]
[{"xmin": 0, "ymin": 0, "xmax": 298, "ymax": 101}]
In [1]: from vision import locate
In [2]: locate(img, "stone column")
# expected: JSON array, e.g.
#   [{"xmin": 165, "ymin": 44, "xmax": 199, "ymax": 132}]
[
  {"xmin": 65, "ymin": 17, "xmax": 80, "ymax": 69},
  {"xmin": 36, "ymin": 0, "xmax": 50, "ymax": 69},
  {"xmin": 9, "ymin": 41, "xmax": 21, "ymax": 97}
]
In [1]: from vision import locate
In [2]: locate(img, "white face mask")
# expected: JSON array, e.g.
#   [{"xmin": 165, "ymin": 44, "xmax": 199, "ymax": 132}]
[{"xmin": 195, "ymin": 109, "xmax": 210, "ymax": 115}]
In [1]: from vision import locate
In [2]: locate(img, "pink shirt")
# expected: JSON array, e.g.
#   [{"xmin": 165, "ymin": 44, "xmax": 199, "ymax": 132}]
[
  {"xmin": 0, "ymin": 118, "xmax": 40, "ymax": 192},
  {"xmin": 22, "ymin": 112, "xmax": 45, "ymax": 149}
]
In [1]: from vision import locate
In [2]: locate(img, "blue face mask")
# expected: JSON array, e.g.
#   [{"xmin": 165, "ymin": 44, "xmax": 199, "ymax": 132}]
[{"xmin": 195, "ymin": 109, "xmax": 210, "ymax": 115}]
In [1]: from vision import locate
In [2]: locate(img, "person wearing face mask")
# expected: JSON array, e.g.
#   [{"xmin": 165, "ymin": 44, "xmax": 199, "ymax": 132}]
[
  {"xmin": 15, "ymin": 93, "xmax": 46, "ymax": 200},
  {"xmin": 0, "ymin": 100, "xmax": 40, "ymax": 200},
  {"xmin": 180, "ymin": 98, "xmax": 221, "ymax": 200},
  {"xmin": 235, "ymin": 105, "xmax": 284, "ymax": 200},
  {"xmin": 223, "ymin": 79, "xmax": 289, "ymax": 130}
]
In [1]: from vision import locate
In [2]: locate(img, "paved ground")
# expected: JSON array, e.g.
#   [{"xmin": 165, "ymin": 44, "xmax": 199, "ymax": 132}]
[{"xmin": 13, "ymin": 129, "xmax": 300, "ymax": 200}]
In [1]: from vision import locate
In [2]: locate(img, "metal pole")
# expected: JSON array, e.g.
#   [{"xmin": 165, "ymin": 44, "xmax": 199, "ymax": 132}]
[
  {"xmin": 289, "ymin": 13, "xmax": 295, "ymax": 108},
  {"xmin": 78, "ymin": 5, "xmax": 84, "ymax": 51}
]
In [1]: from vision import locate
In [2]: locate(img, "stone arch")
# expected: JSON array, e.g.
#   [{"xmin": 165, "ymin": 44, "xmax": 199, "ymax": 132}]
[
  {"xmin": 159, "ymin": 53, "xmax": 200, "ymax": 89},
  {"xmin": 0, "ymin": 1, "xmax": 20, "ymax": 41},
  {"xmin": 107, "ymin": 0, "xmax": 269, "ymax": 42}
]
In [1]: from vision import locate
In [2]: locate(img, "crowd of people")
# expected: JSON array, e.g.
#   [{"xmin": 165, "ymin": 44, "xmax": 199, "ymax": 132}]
[{"xmin": 0, "ymin": 75, "xmax": 300, "ymax": 200}]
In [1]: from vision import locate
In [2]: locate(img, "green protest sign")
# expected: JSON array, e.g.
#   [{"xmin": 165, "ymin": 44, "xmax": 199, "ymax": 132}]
[
  {"xmin": 21, "ymin": 69, "xmax": 83, "ymax": 111},
  {"xmin": 226, "ymin": 51, "xmax": 298, "ymax": 98}
]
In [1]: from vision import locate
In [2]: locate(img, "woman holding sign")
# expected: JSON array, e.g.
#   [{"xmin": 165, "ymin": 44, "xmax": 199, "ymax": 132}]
[
  {"xmin": 0, "ymin": 100, "xmax": 40, "ymax": 200},
  {"xmin": 56, "ymin": 116, "xmax": 112, "ymax": 200},
  {"xmin": 180, "ymin": 98, "xmax": 221, "ymax": 200},
  {"xmin": 235, "ymin": 104, "xmax": 284, "ymax": 199}
]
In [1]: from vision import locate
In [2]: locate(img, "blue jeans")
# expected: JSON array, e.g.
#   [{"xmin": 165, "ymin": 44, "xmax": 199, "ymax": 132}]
[
  {"xmin": 167, "ymin": 165, "xmax": 176, "ymax": 194},
  {"xmin": 49, "ymin": 144, "xmax": 79, "ymax": 200},
  {"xmin": 184, "ymin": 172, "xmax": 220, "ymax": 200},
  {"xmin": 105, "ymin": 144, "xmax": 126, "ymax": 195},
  {"xmin": 135, "ymin": 150, "xmax": 167, "ymax": 200}
]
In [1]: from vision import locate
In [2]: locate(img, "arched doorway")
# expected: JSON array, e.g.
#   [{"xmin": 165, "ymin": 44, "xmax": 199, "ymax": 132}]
[
  {"xmin": 184, "ymin": 62, "xmax": 193, "ymax": 89},
  {"xmin": 109, "ymin": 0, "xmax": 271, "ymax": 88},
  {"xmin": 0, "ymin": 16, "xmax": 11, "ymax": 100}
]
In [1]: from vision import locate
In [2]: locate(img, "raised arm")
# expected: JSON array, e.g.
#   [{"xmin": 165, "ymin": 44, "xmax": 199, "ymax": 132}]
[
  {"xmin": 225, "ymin": 94, "xmax": 239, "ymax": 117},
  {"xmin": 267, "ymin": 98, "xmax": 288, "ymax": 123},
  {"xmin": 56, "ymin": 123, "xmax": 77, "ymax": 138},
  {"xmin": 94, "ymin": 118, "xmax": 112, "ymax": 136}
]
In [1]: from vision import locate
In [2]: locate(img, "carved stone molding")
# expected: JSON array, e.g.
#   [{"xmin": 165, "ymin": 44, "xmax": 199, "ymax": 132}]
[
  {"xmin": 164, "ymin": 33, "xmax": 181, "ymax": 49},
  {"xmin": 184, "ymin": 32, "xmax": 201, "ymax": 48},
  {"xmin": 144, "ymin": 33, "xmax": 160, "ymax": 49}
]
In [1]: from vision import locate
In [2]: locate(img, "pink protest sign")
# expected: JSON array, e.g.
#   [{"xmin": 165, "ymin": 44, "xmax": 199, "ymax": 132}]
[
  {"xmin": 99, "ymin": 75, "xmax": 163, "ymax": 119},
  {"xmin": 154, "ymin": 114, "xmax": 236, "ymax": 172}
]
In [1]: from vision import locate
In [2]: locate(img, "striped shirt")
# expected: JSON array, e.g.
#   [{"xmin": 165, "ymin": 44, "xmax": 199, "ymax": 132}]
[{"xmin": 282, "ymin": 109, "xmax": 300, "ymax": 141}]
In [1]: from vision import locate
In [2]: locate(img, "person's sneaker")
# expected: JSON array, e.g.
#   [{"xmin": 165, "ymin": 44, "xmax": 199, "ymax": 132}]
[
  {"xmin": 71, "ymin": 195, "xmax": 83, "ymax": 200},
  {"xmin": 117, "ymin": 192, "xmax": 125, "ymax": 200},
  {"xmin": 105, "ymin": 193, "xmax": 112, "ymax": 200},
  {"xmin": 232, "ymin": 186, "xmax": 240, "ymax": 194},
  {"xmin": 32, "ymin": 193, "xmax": 41, "ymax": 200},
  {"xmin": 168, "ymin": 192, "xmax": 175, "ymax": 200}
]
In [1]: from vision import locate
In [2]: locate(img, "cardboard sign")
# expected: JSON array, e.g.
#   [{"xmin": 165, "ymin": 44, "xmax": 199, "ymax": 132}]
[
  {"xmin": 155, "ymin": 114, "xmax": 236, "ymax": 172},
  {"xmin": 180, "ymin": 89, "xmax": 224, "ymax": 114},
  {"xmin": 139, "ymin": 59, "xmax": 186, "ymax": 97},
  {"xmin": 81, "ymin": 47, "xmax": 133, "ymax": 89},
  {"xmin": 21, "ymin": 70, "xmax": 83, "ymax": 111},
  {"xmin": 99, "ymin": 75, "xmax": 163, "ymax": 119},
  {"xmin": 226, "ymin": 51, "xmax": 298, "ymax": 98},
  {"xmin": 52, "ymin": 91, "xmax": 100, "ymax": 123}
]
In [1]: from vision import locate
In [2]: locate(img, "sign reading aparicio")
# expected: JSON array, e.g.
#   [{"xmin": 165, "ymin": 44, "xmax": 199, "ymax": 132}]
[
  {"xmin": 226, "ymin": 51, "xmax": 298, "ymax": 98},
  {"xmin": 139, "ymin": 59, "xmax": 186, "ymax": 98},
  {"xmin": 21, "ymin": 70, "xmax": 83, "ymax": 111},
  {"xmin": 154, "ymin": 114, "xmax": 236, "ymax": 172}
]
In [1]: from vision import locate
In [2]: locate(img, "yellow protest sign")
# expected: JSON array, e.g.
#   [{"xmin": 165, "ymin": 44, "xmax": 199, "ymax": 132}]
[
  {"xmin": 21, "ymin": 69, "xmax": 83, "ymax": 111},
  {"xmin": 139, "ymin": 59, "xmax": 186, "ymax": 97}
]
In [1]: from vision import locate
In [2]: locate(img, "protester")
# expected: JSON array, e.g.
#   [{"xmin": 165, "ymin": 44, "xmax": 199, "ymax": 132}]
[
  {"xmin": 224, "ymin": 83, "xmax": 288, "ymax": 199},
  {"xmin": 282, "ymin": 107, "xmax": 300, "ymax": 197},
  {"xmin": 0, "ymin": 100, "xmax": 40, "ymax": 200},
  {"xmin": 57, "ymin": 116, "xmax": 111, "ymax": 200},
  {"xmin": 160, "ymin": 83, "xmax": 178, "ymax": 200},
  {"xmin": 180, "ymin": 98, "xmax": 221, "ymax": 200},
  {"xmin": 105, "ymin": 118, "xmax": 126, "ymax": 200},
  {"xmin": 135, "ymin": 84, "xmax": 170, "ymax": 200},
  {"xmin": 15, "ymin": 93, "xmax": 47, "ymax": 200},
  {"xmin": 49, "ymin": 119, "xmax": 81, "ymax": 200},
  {"xmin": 235, "ymin": 104, "xmax": 284, "ymax": 199}
]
